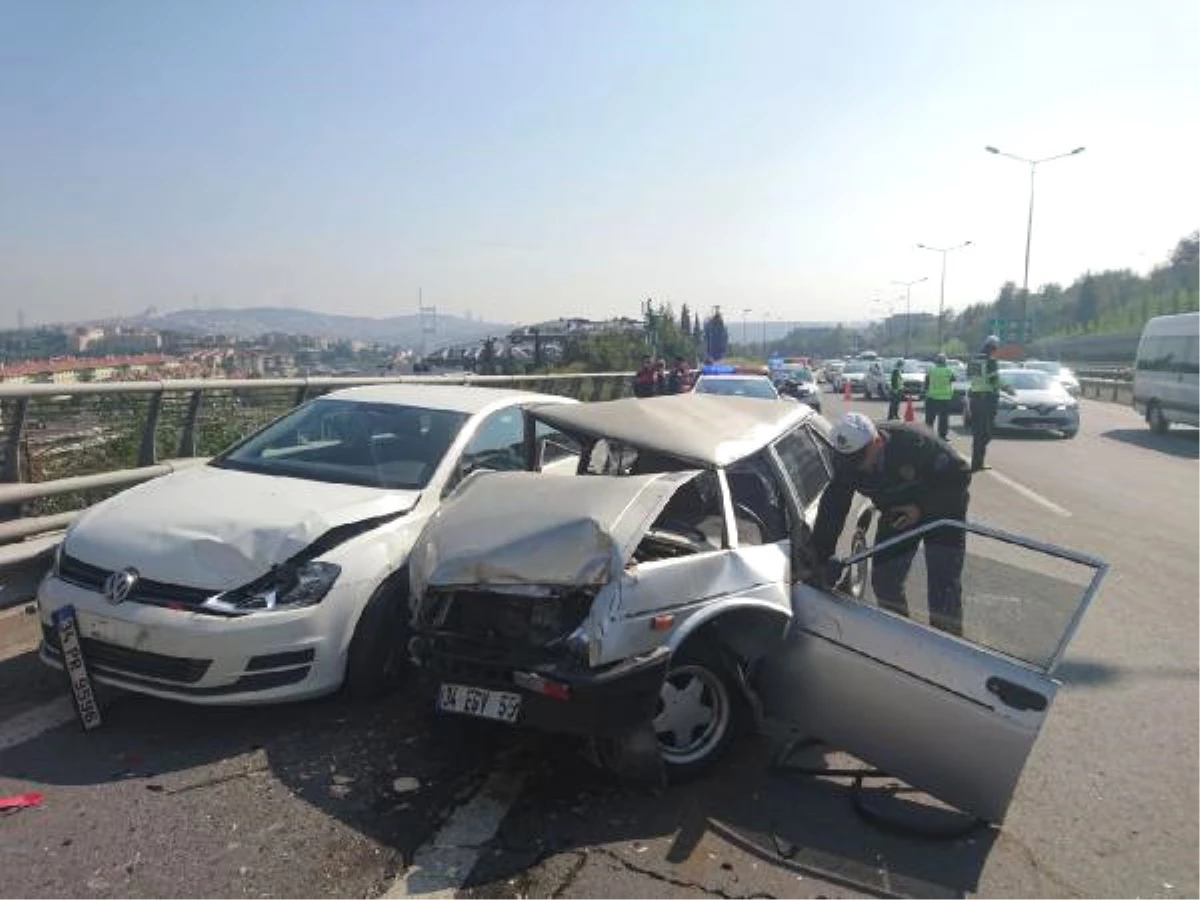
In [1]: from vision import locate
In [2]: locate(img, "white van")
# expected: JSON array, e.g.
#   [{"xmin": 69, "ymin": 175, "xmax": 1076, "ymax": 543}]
[{"xmin": 1133, "ymin": 312, "xmax": 1199, "ymax": 432}]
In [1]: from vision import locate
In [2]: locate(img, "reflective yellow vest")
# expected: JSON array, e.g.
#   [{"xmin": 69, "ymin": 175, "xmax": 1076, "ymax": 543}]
[{"xmin": 926, "ymin": 365, "xmax": 954, "ymax": 401}]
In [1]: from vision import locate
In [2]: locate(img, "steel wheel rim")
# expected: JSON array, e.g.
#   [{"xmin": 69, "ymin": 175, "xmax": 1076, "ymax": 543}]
[{"xmin": 653, "ymin": 664, "xmax": 730, "ymax": 765}]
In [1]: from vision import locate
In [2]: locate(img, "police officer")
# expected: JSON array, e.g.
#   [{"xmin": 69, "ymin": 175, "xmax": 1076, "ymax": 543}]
[
  {"xmin": 813, "ymin": 412, "xmax": 972, "ymax": 636},
  {"xmin": 924, "ymin": 352, "xmax": 956, "ymax": 440},
  {"xmin": 966, "ymin": 336, "xmax": 1016, "ymax": 471},
  {"xmin": 886, "ymin": 358, "xmax": 905, "ymax": 420}
]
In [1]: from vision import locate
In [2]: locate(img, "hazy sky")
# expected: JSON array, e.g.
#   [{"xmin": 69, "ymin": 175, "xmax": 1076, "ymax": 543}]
[{"xmin": 3, "ymin": 0, "xmax": 1197, "ymax": 328}]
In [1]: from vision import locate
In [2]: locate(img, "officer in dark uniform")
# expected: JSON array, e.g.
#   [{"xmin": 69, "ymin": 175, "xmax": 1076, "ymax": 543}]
[
  {"xmin": 886, "ymin": 358, "xmax": 905, "ymax": 420},
  {"xmin": 966, "ymin": 335, "xmax": 1016, "ymax": 471},
  {"xmin": 813, "ymin": 412, "xmax": 972, "ymax": 636}
]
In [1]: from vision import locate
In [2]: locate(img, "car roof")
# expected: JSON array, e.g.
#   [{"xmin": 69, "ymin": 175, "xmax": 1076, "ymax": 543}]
[
  {"xmin": 322, "ymin": 383, "xmax": 572, "ymax": 414},
  {"xmin": 530, "ymin": 393, "xmax": 815, "ymax": 468}
]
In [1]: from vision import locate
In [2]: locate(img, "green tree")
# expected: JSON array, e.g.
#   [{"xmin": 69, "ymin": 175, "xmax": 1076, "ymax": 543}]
[
  {"xmin": 703, "ymin": 310, "xmax": 729, "ymax": 360},
  {"xmin": 1075, "ymin": 276, "xmax": 1100, "ymax": 329}
]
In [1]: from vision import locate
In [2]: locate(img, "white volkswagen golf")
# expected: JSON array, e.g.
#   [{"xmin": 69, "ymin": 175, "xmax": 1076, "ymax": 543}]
[{"xmin": 36, "ymin": 384, "xmax": 575, "ymax": 704}]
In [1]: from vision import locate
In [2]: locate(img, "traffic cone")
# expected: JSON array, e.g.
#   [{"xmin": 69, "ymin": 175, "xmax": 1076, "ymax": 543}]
[
  {"xmin": 904, "ymin": 395, "xmax": 916, "ymax": 422},
  {"xmin": 843, "ymin": 380, "xmax": 852, "ymax": 402}
]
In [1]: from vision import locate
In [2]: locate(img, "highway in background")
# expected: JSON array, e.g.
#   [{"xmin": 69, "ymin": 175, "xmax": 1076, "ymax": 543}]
[{"xmin": 1, "ymin": 392, "xmax": 1196, "ymax": 899}]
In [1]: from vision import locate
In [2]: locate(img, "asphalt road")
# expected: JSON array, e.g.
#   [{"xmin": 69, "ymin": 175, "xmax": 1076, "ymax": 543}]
[{"xmin": 1, "ymin": 391, "xmax": 1196, "ymax": 899}]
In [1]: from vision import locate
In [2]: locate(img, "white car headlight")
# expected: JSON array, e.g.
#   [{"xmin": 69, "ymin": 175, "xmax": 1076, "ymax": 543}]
[{"xmin": 202, "ymin": 561, "xmax": 341, "ymax": 615}]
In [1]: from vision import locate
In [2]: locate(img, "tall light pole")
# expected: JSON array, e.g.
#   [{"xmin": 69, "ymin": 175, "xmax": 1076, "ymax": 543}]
[
  {"xmin": 917, "ymin": 241, "xmax": 973, "ymax": 349},
  {"xmin": 985, "ymin": 145, "xmax": 1086, "ymax": 339},
  {"xmin": 891, "ymin": 277, "xmax": 928, "ymax": 358},
  {"xmin": 760, "ymin": 312, "xmax": 772, "ymax": 358},
  {"xmin": 741, "ymin": 307, "xmax": 752, "ymax": 349}
]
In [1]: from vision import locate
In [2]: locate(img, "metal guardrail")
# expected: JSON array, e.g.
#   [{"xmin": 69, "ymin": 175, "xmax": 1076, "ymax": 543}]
[
  {"xmin": 1078, "ymin": 377, "xmax": 1134, "ymax": 405},
  {"xmin": 1074, "ymin": 365, "xmax": 1133, "ymax": 381}
]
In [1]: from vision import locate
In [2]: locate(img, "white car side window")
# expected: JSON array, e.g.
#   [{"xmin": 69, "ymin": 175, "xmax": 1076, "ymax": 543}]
[{"xmin": 460, "ymin": 409, "xmax": 526, "ymax": 475}]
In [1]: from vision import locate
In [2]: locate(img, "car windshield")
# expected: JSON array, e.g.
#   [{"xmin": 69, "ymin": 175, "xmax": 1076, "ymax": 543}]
[
  {"xmin": 1002, "ymin": 371, "xmax": 1054, "ymax": 391},
  {"xmin": 780, "ymin": 367, "xmax": 813, "ymax": 382},
  {"xmin": 1024, "ymin": 361, "xmax": 1064, "ymax": 375},
  {"xmin": 212, "ymin": 398, "xmax": 470, "ymax": 489},
  {"xmin": 695, "ymin": 377, "xmax": 779, "ymax": 399},
  {"xmin": 903, "ymin": 360, "xmax": 929, "ymax": 373},
  {"xmin": 843, "ymin": 361, "xmax": 869, "ymax": 374}
]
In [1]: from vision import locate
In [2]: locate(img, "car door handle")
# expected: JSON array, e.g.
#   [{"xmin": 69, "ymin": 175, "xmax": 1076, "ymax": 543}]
[{"xmin": 986, "ymin": 677, "xmax": 1048, "ymax": 712}]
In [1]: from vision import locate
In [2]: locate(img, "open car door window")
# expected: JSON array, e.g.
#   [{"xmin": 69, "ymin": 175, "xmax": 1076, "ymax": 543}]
[{"xmin": 762, "ymin": 520, "xmax": 1108, "ymax": 824}]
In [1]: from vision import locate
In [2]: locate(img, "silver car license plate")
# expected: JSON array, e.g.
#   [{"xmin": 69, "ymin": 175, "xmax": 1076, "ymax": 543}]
[
  {"xmin": 437, "ymin": 682, "xmax": 521, "ymax": 723},
  {"xmin": 51, "ymin": 605, "xmax": 102, "ymax": 731}
]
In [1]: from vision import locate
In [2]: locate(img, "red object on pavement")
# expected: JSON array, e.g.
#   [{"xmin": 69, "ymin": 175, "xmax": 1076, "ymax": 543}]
[
  {"xmin": 904, "ymin": 396, "xmax": 916, "ymax": 422},
  {"xmin": 0, "ymin": 792, "xmax": 44, "ymax": 811},
  {"xmin": 843, "ymin": 380, "xmax": 852, "ymax": 401}
]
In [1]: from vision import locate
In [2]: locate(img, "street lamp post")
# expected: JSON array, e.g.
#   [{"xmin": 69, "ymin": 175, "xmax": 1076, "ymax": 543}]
[
  {"xmin": 741, "ymin": 308, "xmax": 752, "ymax": 350},
  {"xmin": 891, "ymin": 277, "xmax": 929, "ymax": 358},
  {"xmin": 760, "ymin": 312, "xmax": 772, "ymax": 358},
  {"xmin": 985, "ymin": 145, "xmax": 1085, "ymax": 339},
  {"xmin": 917, "ymin": 241, "xmax": 973, "ymax": 349}
]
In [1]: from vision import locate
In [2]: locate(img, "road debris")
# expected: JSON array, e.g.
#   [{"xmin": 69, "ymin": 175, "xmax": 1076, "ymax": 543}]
[{"xmin": 0, "ymin": 791, "xmax": 44, "ymax": 813}]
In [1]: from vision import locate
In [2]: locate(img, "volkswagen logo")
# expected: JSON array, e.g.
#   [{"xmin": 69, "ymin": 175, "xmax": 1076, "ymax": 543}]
[{"xmin": 103, "ymin": 568, "xmax": 139, "ymax": 605}]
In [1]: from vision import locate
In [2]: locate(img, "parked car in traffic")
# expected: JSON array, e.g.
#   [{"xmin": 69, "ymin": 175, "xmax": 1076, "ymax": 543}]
[
  {"xmin": 36, "ymin": 385, "xmax": 577, "ymax": 704},
  {"xmin": 692, "ymin": 372, "xmax": 782, "ymax": 401},
  {"xmin": 773, "ymin": 365, "xmax": 822, "ymax": 412},
  {"xmin": 1132, "ymin": 312, "xmax": 1199, "ymax": 433},
  {"xmin": 963, "ymin": 369, "xmax": 1080, "ymax": 437},
  {"xmin": 863, "ymin": 358, "xmax": 901, "ymax": 400},
  {"xmin": 1022, "ymin": 360, "xmax": 1082, "ymax": 397},
  {"xmin": 407, "ymin": 393, "xmax": 1108, "ymax": 825},
  {"xmin": 820, "ymin": 359, "xmax": 845, "ymax": 387},
  {"xmin": 835, "ymin": 359, "xmax": 871, "ymax": 395}
]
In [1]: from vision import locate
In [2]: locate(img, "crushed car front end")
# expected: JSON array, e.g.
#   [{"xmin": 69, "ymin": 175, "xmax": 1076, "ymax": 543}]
[
  {"xmin": 409, "ymin": 583, "xmax": 669, "ymax": 736},
  {"xmin": 408, "ymin": 470, "xmax": 695, "ymax": 737}
]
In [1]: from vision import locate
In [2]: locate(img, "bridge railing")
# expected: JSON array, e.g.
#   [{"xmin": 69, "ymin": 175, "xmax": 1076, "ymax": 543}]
[{"xmin": 0, "ymin": 372, "xmax": 632, "ymax": 604}]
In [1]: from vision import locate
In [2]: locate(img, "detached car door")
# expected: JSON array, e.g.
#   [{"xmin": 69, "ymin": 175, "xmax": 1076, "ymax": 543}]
[{"xmin": 761, "ymin": 520, "xmax": 1108, "ymax": 824}]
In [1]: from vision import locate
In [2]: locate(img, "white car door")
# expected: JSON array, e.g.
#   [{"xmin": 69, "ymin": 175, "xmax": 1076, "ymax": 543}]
[{"xmin": 759, "ymin": 519, "xmax": 1108, "ymax": 824}]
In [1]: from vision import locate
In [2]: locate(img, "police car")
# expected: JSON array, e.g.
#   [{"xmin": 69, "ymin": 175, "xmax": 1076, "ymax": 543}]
[{"xmin": 691, "ymin": 365, "xmax": 783, "ymax": 401}]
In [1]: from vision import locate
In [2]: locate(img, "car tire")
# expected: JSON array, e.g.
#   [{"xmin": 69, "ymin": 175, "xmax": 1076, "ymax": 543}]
[
  {"xmin": 344, "ymin": 571, "xmax": 410, "ymax": 700},
  {"xmin": 837, "ymin": 520, "xmax": 871, "ymax": 599},
  {"xmin": 654, "ymin": 642, "xmax": 747, "ymax": 781},
  {"xmin": 1061, "ymin": 428, "xmax": 1078, "ymax": 439},
  {"xmin": 1148, "ymin": 402, "xmax": 1170, "ymax": 434}
]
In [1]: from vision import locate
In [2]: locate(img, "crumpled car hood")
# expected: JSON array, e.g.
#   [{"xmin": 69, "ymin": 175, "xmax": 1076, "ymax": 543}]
[
  {"xmin": 65, "ymin": 465, "xmax": 420, "ymax": 589},
  {"xmin": 410, "ymin": 470, "xmax": 698, "ymax": 598}
]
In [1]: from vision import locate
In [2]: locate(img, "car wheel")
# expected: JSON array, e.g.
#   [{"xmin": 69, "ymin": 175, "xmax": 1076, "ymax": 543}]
[
  {"xmin": 1148, "ymin": 402, "xmax": 1170, "ymax": 434},
  {"xmin": 837, "ymin": 520, "xmax": 871, "ymax": 599},
  {"xmin": 344, "ymin": 572, "xmax": 410, "ymax": 700},
  {"xmin": 654, "ymin": 643, "xmax": 746, "ymax": 781},
  {"xmin": 1061, "ymin": 428, "xmax": 1078, "ymax": 439}
]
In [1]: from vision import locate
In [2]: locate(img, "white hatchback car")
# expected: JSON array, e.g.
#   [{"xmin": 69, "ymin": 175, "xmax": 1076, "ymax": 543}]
[{"xmin": 36, "ymin": 384, "xmax": 576, "ymax": 704}]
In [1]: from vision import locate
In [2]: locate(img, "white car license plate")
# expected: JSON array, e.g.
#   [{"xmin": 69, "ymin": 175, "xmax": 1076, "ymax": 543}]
[
  {"xmin": 437, "ymin": 683, "xmax": 521, "ymax": 723},
  {"xmin": 51, "ymin": 605, "xmax": 103, "ymax": 731}
]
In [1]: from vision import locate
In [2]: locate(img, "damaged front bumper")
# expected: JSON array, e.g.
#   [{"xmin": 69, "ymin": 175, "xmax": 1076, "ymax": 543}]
[{"xmin": 411, "ymin": 634, "xmax": 670, "ymax": 737}]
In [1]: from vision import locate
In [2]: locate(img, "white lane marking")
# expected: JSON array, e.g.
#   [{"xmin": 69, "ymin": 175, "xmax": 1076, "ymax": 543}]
[
  {"xmin": 384, "ymin": 768, "xmax": 526, "ymax": 898},
  {"xmin": 0, "ymin": 696, "xmax": 76, "ymax": 755},
  {"xmin": 985, "ymin": 468, "xmax": 1072, "ymax": 518}
]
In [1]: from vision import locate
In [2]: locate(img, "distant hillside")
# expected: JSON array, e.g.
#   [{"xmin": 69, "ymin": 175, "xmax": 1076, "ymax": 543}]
[{"xmin": 127, "ymin": 306, "xmax": 511, "ymax": 349}]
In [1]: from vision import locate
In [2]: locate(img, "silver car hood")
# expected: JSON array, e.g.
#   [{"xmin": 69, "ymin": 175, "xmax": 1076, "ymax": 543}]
[{"xmin": 410, "ymin": 470, "xmax": 698, "ymax": 597}]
